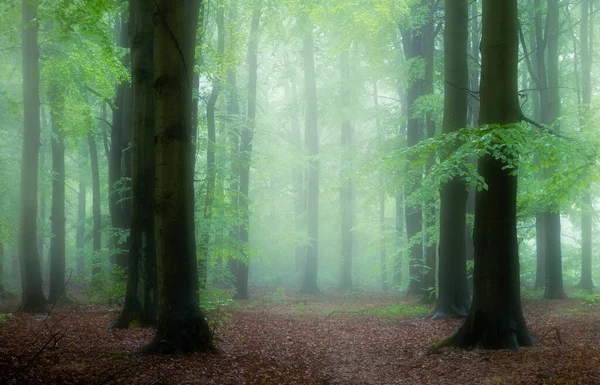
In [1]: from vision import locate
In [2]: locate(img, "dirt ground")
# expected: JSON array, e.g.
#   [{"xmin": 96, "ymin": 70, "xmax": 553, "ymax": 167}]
[{"xmin": 0, "ymin": 289, "xmax": 599, "ymax": 384}]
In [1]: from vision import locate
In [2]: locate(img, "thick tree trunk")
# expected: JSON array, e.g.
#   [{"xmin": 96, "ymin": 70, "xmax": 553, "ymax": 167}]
[
  {"xmin": 534, "ymin": 213, "xmax": 545, "ymax": 288},
  {"xmin": 448, "ymin": 0, "xmax": 533, "ymax": 350},
  {"xmin": 339, "ymin": 50, "xmax": 353, "ymax": 291},
  {"xmin": 38, "ymin": 109, "xmax": 47, "ymax": 279},
  {"xmin": 578, "ymin": 0, "xmax": 594, "ymax": 292},
  {"xmin": 142, "ymin": 0, "xmax": 211, "ymax": 354},
  {"xmin": 112, "ymin": 0, "xmax": 158, "ymax": 329},
  {"xmin": 88, "ymin": 133, "xmax": 102, "ymax": 276},
  {"xmin": 48, "ymin": 87, "xmax": 68, "ymax": 303},
  {"xmin": 300, "ymin": 13, "xmax": 320, "ymax": 295},
  {"xmin": 19, "ymin": 0, "xmax": 46, "ymax": 313},
  {"xmin": 543, "ymin": 0, "xmax": 566, "ymax": 300},
  {"xmin": 0, "ymin": 243, "xmax": 5, "ymax": 294},
  {"xmin": 432, "ymin": 0, "xmax": 470, "ymax": 320},
  {"xmin": 393, "ymin": 193, "xmax": 404, "ymax": 286}
]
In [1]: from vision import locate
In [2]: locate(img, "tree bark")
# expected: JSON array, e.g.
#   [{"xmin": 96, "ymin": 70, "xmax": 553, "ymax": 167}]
[
  {"xmin": 142, "ymin": 0, "xmax": 211, "ymax": 354},
  {"xmin": 48, "ymin": 86, "xmax": 68, "ymax": 303},
  {"xmin": 339, "ymin": 50, "xmax": 353, "ymax": 291},
  {"xmin": 432, "ymin": 0, "xmax": 470, "ymax": 320},
  {"xmin": 300, "ymin": 12, "xmax": 320, "ymax": 295},
  {"xmin": 112, "ymin": 0, "xmax": 158, "ymax": 329},
  {"xmin": 448, "ymin": 0, "xmax": 533, "ymax": 350},
  {"xmin": 19, "ymin": 0, "xmax": 46, "ymax": 313}
]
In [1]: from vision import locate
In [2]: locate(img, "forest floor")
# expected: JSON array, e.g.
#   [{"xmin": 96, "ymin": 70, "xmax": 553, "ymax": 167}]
[{"xmin": 0, "ymin": 288, "xmax": 599, "ymax": 385}]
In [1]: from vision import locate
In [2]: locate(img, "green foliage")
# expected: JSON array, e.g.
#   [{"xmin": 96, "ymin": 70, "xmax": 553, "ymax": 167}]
[
  {"xmin": 87, "ymin": 266, "xmax": 126, "ymax": 305},
  {"xmin": 571, "ymin": 290, "xmax": 600, "ymax": 306},
  {"xmin": 0, "ymin": 313, "xmax": 13, "ymax": 324}
]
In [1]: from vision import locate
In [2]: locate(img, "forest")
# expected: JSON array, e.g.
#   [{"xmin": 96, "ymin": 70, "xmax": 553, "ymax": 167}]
[{"xmin": 1, "ymin": 0, "xmax": 600, "ymax": 383}]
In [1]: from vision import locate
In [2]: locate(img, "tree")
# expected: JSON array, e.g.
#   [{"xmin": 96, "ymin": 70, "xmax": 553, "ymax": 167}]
[
  {"xmin": 443, "ymin": 0, "xmax": 533, "ymax": 350},
  {"xmin": 339, "ymin": 50, "xmax": 353, "ymax": 291},
  {"xmin": 432, "ymin": 0, "xmax": 470, "ymax": 320},
  {"xmin": 112, "ymin": 0, "xmax": 157, "ymax": 329},
  {"xmin": 142, "ymin": 0, "xmax": 211, "ymax": 354},
  {"xmin": 542, "ymin": 0, "xmax": 566, "ymax": 300},
  {"xmin": 300, "ymin": 11, "xmax": 320, "ymax": 295},
  {"xmin": 200, "ymin": 3, "xmax": 225, "ymax": 289},
  {"xmin": 48, "ymin": 85, "xmax": 68, "ymax": 303},
  {"xmin": 234, "ymin": 6, "xmax": 262, "ymax": 299},
  {"xmin": 19, "ymin": 0, "xmax": 47, "ymax": 313},
  {"xmin": 400, "ymin": 3, "xmax": 425, "ymax": 297},
  {"xmin": 88, "ymin": 133, "xmax": 102, "ymax": 277},
  {"xmin": 75, "ymin": 142, "xmax": 87, "ymax": 275},
  {"xmin": 578, "ymin": 0, "xmax": 594, "ymax": 292}
]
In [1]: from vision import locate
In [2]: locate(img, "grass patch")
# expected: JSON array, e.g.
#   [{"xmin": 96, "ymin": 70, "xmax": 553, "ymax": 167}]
[{"xmin": 366, "ymin": 304, "xmax": 431, "ymax": 318}]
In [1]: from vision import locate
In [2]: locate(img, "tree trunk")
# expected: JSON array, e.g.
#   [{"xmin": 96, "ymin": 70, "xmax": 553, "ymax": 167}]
[
  {"xmin": 393, "ymin": 193, "xmax": 405, "ymax": 286},
  {"xmin": 300, "ymin": 12, "xmax": 320, "ymax": 295},
  {"xmin": 432, "ymin": 0, "xmax": 470, "ymax": 320},
  {"xmin": 76, "ymin": 142, "xmax": 87, "ymax": 275},
  {"xmin": 422, "ymin": 3, "xmax": 436, "ymax": 303},
  {"xmin": 112, "ymin": 0, "xmax": 158, "ymax": 329},
  {"xmin": 339, "ymin": 50, "xmax": 353, "ymax": 291},
  {"xmin": 199, "ymin": 5, "xmax": 224, "ymax": 289},
  {"xmin": 19, "ymin": 0, "xmax": 46, "ymax": 313},
  {"xmin": 374, "ymin": 81, "xmax": 387, "ymax": 290},
  {"xmin": 448, "ymin": 0, "xmax": 533, "ymax": 350},
  {"xmin": 543, "ymin": 0, "xmax": 566, "ymax": 300},
  {"xmin": 88, "ymin": 133, "xmax": 102, "ymax": 277},
  {"xmin": 401, "ymin": 13, "xmax": 424, "ymax": 297},
  {"xmin": 48, "ymin": 86, "xmax": 68, "ymax": 303},
  {"xmin": 578, "ymin": 0, "xmax": 594, "ymax": 292},
  {"xmin": 0, "ymin": 243, "xmax": 5, "ymax": 295},
  {"xmin": 234, "ymin": 8, "xmax": 261, "ymax": 300},
  {"xmin": 142, "ymin": 0, "xmax": 211, "ymax": 354},
  {"xmin": 38, "ymin": 107, "xmax": 48, "ymax": 279}
]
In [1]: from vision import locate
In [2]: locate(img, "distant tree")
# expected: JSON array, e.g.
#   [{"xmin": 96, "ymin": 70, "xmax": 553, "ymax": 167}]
[
  {"xmin": 339, "ymin": 49, "xmax": 354, "ymax": 291},
  {"xmin": 578, "ymin": 0, "xmax": 594, "ymax": 293},
  {"xmin": 142, "ymin": 0, "xmax": 211, "ymax": 353},
  {"xmin": 48, "ymin": 85, "xmax": 68, "ymax": 303},
  {"xmin": 300, "ymin": 11, "xmax": 320, "ymax": 295},
  {"xmin": 19, "ymin": 0, "xmax": 47, "ymax": 313},
  {"xmin": 443, "ymin": 0, "xmax": 533, "ymax": 350},
  {"xmin": 75, "ymin": 142, "xmax": 87, "ymax": 275},
  {"xmin": 234, "ymin": 7, "xmax": 261, "ymax": 299},
  {"xmin": 88, "ymin": 133, "xmax": 102, "ymax": 277},
  {"xmin": 432, "ymin": 0, "xmax": 470, "ymax": 320}
]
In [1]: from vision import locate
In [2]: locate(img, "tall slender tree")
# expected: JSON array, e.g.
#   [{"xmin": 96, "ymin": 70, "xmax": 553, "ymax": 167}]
[
  {"xmin": 578, "ymin": 0, "xmax": 594, "ymax": 292},
  {"xmin": 88, "ymin": 133, "xmax": 102, "ymax": 277},
  {"xmin": 300, "ymin": 12, "xmax": 320, "ymax": 295},
  {"xmin": 19, "ymin": 0, "xmax": 46, "ymax": 312},
  {"xmin": 339, "ymin": 50, "xmax": 353, "ymax": 290},
  {"xmin": 432, "ymin": 0, "xmax": 470, "ymax": 320},
  {"xmin": 48, "ymin": 85, "xmax": 68, "ymax": 303},
  {"xmin": 234, "ymin": 7, "xmax": 261, "ymax": 299}
]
